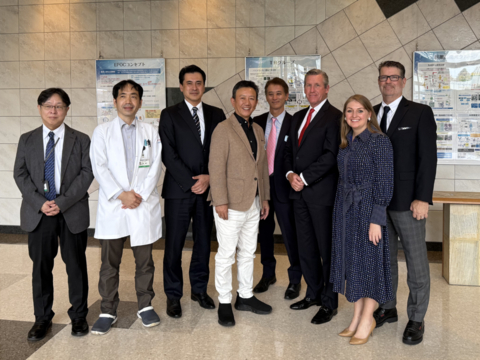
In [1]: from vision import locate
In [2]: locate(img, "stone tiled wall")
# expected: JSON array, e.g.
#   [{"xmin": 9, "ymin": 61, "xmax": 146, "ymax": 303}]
[{"xmin": 1, "ymin": 0, "xmax": 480, "ymax": 242}]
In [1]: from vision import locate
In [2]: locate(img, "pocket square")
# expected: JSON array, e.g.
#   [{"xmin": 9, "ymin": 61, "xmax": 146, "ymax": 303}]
[{"xmin": 398, "ymin": 127, "xmax": 411, "ymax": 131}]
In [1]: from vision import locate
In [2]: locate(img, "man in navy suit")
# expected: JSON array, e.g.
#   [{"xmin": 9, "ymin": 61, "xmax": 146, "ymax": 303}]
[{"xmin": 253, "ymin": 78, "xmax": 302, "ymax": 300}]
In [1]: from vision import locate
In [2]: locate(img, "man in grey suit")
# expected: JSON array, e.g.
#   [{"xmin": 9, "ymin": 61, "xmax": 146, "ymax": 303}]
[{"xmin": 14, "ymin": 88, "xmax": 94, "ymax": 341}]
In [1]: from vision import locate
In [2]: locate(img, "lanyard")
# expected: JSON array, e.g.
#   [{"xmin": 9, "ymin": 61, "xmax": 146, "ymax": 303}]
[{"xmin": 44, "ymin": 138, "xmax": 60, "ymax": 164}]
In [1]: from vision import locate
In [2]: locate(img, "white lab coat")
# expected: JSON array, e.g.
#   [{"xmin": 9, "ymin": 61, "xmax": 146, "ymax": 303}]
[{"xmin": 90, "ymin": 117, "xmax": 162, "ymax": 246}]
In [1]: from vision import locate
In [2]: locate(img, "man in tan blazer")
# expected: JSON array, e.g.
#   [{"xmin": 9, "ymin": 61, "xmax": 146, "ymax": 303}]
[{"xmin": 208, "ymin": 80, "xmax": 271, "ymax": 327}]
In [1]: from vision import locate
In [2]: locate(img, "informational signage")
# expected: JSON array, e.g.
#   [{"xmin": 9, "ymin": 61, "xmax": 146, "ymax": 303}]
[
  {"xmin": 96, "ymin": 58, "xmax": 166, "ymax": 127},
  {"xmin": 413, "ymin": 51, "xmax": 480, "ymax": 163},
  {"xmin": 245, "ymin": 55, "xmax": 321, "ymax": 118}
]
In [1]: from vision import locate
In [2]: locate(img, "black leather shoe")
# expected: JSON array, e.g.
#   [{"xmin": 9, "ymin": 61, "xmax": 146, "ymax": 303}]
[
  {"xmin": 234, "ymin": 293, "xmax": 272, "ymax": 314},
  {"xmin": 253, "ymin": 276, "xmax": 277, "ymax": 293},
  {"xmin": 290, "ymin": 297, "xmax": 321, "ymax": 310},
  {"xmin": 373, "ymin": 307, "xmax": 398, "ymax": 328},
  {"xmin": 311, "ymin": 307, "xmax": 338, "ymax": 324},
  {"xmin": 218, "ymin": 304, "xmax": 235, "ymax": 327},
  {"xmin": 191, "ymin": 292, "xmax": 215, "ymax": 309},
  {"xmin": 284, "ymin": 283, "xmax": 301, "ymax": 300},
  {"xmin": 166, "ymin": 298, "xmax": 182, "ymax": 318},
  {"xmin": 71, "ymin": 318, "xmax": 89, "ymax": 336},
  {"xmin": 27, "ymin": 320, "xmax": 52, "ymax": 341},
  {"xmin": 403, "ymin": 320, "xmax": 425, "ymax": 345}
]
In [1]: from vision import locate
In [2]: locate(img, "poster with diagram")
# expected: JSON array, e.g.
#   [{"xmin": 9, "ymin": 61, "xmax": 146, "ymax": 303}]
[
  {"xmin": 96, "ymin": 58, "xmax": 166, "ymax": 127},
  {"xmin": 245, "ymin": 55, "xmax": 321, "ymax": 118},
  {"xmin": 413, "ymin": 51, "xmax": 480, "ymax": 163}
]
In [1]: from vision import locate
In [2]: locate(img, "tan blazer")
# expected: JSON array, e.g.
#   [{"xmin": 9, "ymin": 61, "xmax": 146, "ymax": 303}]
[{"xmin": 208, "ymin": 114, "xmax": 270, "ymax": 211}]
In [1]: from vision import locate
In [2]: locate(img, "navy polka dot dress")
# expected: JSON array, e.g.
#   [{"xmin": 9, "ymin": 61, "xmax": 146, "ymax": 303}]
[{"xmin": 330, "ymin": 128, "xmax": 395, "ymax": 304}]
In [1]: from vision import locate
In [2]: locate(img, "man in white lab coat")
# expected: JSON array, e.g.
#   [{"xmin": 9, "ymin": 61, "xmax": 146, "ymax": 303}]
[{"xmin": 90, "ymin": 80, "xmax": 163, "ymax": 334}]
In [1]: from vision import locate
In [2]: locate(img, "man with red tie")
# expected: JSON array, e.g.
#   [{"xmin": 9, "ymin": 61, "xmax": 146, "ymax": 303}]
[
  {"xmin": 284, "ymin": 69, "xmax": 342, "ymax": 324},
  {"xmin": 253, "ymin": 78, "xmax": 302, "ymax": 300}
]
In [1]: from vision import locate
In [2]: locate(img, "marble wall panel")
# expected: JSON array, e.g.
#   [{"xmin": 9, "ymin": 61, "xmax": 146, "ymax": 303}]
[
  {"xmin": 20, "ymin": 117, "xmax": 42, "ymax": 134},
  {"xmin": 434, "ymin": 179, "xmax": 455, "ymax": 191},
  {"xmin": 124, "ymin": 2, "xmax": 151, "ymax": 30},
  {"xmin": 235, "ymin": 0, "xmax": 265, "ymax": 27},
  {"xmin": 235, "ymin": 28, "xmax": 265, "ymax": 57},
  {"xmin": 404, "ymin": 77, "xmax": 412, "ymax": 100},
  {"xmin": 295, "ymin": 0, "xmax": 318, "ymax": 26},
  {"xmin": 455, "ymin": 179, "xmax": 480, "ymax": 192},
  {"xmin": 124, "ymin": 31, "xmax": 152, "ymax": 58},
  {"xmin": 417, "ymin": 0, "xmax": 460, "ymax": 29},
  {"xmin": 403, "ymin": 31, "xmax": 444, "ymax": 59},
  {"xmin": 347, "ymin": 63, "xmax": 381, "ymax": 100},
  {"xmin": 320, "ymin": 53, "xmax": 345, "ymax": 86},
  {"xmin": 151, "ymin": 1, "xmax": 179, "ymax": 30},
  {"xmin": 456, "ymin": 166, "xmax": 480, "ymax": 180},
  {"xmin": 388, "ymin": 3, "xmax": 430, "ymax": 45},
  {"xmin": 71, "ymin": 32, "xmax": 97, "ymax": 60},
  {"xmin": 19, "ymin": 61, "xmax": 44, "ymax": 89},
  {"xmin": 295, "ymin": 26, "xmax": 314, "ymax": 38},
  {"xmin": 0, "ymin": 118, "xmax": 21, "ymax": 143},
  {"xmin": 19, "ymin": 33, "xmax": 44, "ymax": 60},
  {"xmin": 97, "ymin": 2, "xmax": 124, "ymax": 31},
  {"xmin": 202, "ymin": 90, "xmax": 226, "ymax": 113},
  {"xmin": 317, "ymin": 11, "xmax": 357, "ymax": 52},
  {"xmin": 45, "ymin": 60, "xmax": 71, "ymax": 88},
  {"xmin": 179, "ymin": 0, "xmax": 207, "ymax": 29},
  {"xmin": 0, "ymin": 0, "xmax": 19, "ymax": 5},
  {"xmin": 0, "ymin": 34, "xmax": 19, "ymax": 61},
  {"xmin": 0, "ymin": 171, "xmax": 22, "ymax": 198},
  {"xmin": 70, "ymin": 3, "xmax": 97, "ymax": 32},
  {"xmin": 327, "ymin": 79, "xmax": 355, "ymax": 110},
  {"xmin": 19, "ymin": 5, "xmax": 44, "ymax": 33},
  {"xmin": 265, "ymin": 26, "xmax": 295, "ymax": 55},
  {"xmin": 0, "ymin": 6, "xmax": 19, "ymax": 34},
  {"xmin": 207, "ymin": 0, "xmax": 235, "ymax": 28},
  {"xmin": 464, "ymin": 41, "xmax": 480, "ymax": 50},
  {"xmin": 0, "ymin": 62, "xmax": 20, "ymax": 89},
  {"xmin": 44, "ymin": 32, "xmax": 70, "ymax": 60},
  {"xmin": 290, "ymin": 27, "xmax": 329, "ymax": 56},
  {"xmin": 235, "ymin": 58, "xmax": 245, "ymax": 73},
  {"xmin": 97, "ymin": 31, "xmax": 124, "ymax": 59},
  {"xmin": 344, "ymin": 0, "xmax": 385, "ymax": 35},
  {"xmin": 316, "ymin": 0, "xmax": 326, "ymax": 23},
  {"xmin": 463, "ymin": 2, "xmax": 480, "ymax": 39},
  {"xmin": 360, "ymin": 21, "xmax": 402, "ymax": 62},
  {"xmin": 20, "ymin": 89, "xmax": 43, "ymax": 116},
  {"xmin": 71, "ymin": 89, "xmax": 97, "ymax": 117},
  {"xmin": 179, "ymin": 29, "xmax": 207, "ymax": 58},
  {"xmin": 0, "ymin": 199, "xmax": 21, "ymax": 225},
  {"xmin": 19, "ymin": 0, "xmax": 43, "ymax": 4},
  {"xmin": 152, "ymin": 30, "xmax": 179, "ymax": 58},
  {"xmin": 0, "ymin": 90, "xmax": 20, "ymax": 117},
  {"xmin": 179, "ymin": 58, "xmax": 208, "ymax": 77},
  {"xmin": 0, "ymin": 144, "xmax": 18, "ymax": 170},
  {"xmin": 215, "ymin": 74, "xmax": 242, "ymax": 113},
  {"xmin": 44, "ymin": 4, "xmax": 70, "ymax": 32},
  {"xmin": 433, "ymin": 14, "xmax": 477, "ymax": 50},
  {"xmin": 269, "ymin": 43, "xmax": 295, "ymax": 56},
  {"xmin": 207, "ymin": 58, "xmax": 236, "ymax": 87},
  {"xmin": 71, "ymin": 60, "xmax": 96, "ymax": 88},
  {"xmin": 71, "ymin": 117, "xmax": 97, "ymax": 138},
  {"xmin": 207, "ymin": 29, "xmax": 235, "ymax": 57},
  {"xmin": 437, "ymin": 164, "xmax": 455, "ymax": 179},
  {"xmin": 325, "ymin": 0, "xmax": 355, "ymax": 18},
  {"xmin": 332, "ymin": 37, "xmax": 373, "ymax": 78},
  {"xmin": 265, "ymin": 0, "xmax": 294, "ymax": 26},
  {"xmin": 165, "ymin": 59, "xmax": 179, "ymax": 87}
]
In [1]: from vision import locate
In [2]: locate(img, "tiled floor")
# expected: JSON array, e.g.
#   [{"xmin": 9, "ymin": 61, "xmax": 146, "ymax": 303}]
[{"xmin": 0, "ymin": 238, "xmax": 478, "ymax": 360}]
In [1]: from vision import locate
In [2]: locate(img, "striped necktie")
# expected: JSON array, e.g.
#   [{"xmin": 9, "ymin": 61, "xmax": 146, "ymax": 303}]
[
  {"xmin": 192, "ymin": 107, "xmax": 201, "ymax": 139},
  {"xmin": 44, "ymin": 132, "xmax": 56, "ymax": 200}
]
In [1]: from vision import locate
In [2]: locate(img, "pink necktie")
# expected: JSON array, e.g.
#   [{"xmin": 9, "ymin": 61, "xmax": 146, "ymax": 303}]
[{"xmin": 267, "ymin": 118, "xmax": 277, "ymax": 175}]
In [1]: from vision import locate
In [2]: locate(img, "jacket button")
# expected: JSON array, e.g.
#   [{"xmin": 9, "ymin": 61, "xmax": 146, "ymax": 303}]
[
  {"xmin": 254, "ymin": 178, "xmax": 257, "ymax": 181},
  {"xmin": 296, "ymin": 157, "xmax": 299, "ymax": 160}
]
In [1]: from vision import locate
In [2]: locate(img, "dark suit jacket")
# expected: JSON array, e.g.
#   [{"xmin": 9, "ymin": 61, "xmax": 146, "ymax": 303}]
[
  {"xmin": 159, "ymin": 101, "xmax": 226, "ymax": 199},
  {"xmin": 253, "ymin": 111, "xmax": 293, "ymax": 204},
  {"xmin": 13, "ymin": 124, "xmax": 94, "ymax": 233},
  {"xmin": 374, "ymin": 97, "xmax": 437, "ymax": 211},
  {"xmin": 284, "ymin": 100, "xmax": 342, "ymax": 206}
]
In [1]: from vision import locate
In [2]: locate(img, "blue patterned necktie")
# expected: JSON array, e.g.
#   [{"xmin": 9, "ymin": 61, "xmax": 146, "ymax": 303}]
[
  {"xmin": 44, "ymin": 131, "xmax": 56, "ymax": 200},
  {"xmin": 192, "ymin": 107, "xmax": 201, "ymax": 139}
]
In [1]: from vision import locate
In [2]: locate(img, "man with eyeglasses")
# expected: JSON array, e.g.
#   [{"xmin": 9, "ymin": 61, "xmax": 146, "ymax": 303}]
[
  {"xmin": 14, "ymin": 88, "xmax": 94, "ymax": 341},
  {"xmin": 373, "ymin": 61, "xmax": 437, "ymax": 345}
]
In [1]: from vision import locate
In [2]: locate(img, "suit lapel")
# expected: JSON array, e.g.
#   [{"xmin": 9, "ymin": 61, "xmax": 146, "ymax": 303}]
[
  {"xmin": 252, "ymin": 124, "xmax": 262, "ymax": 164},
  {"xmin": 386, "ymin": 97, "xmax": 409, "ymax": 137},
  {"xmin": 203, "ymin": 104, "xmax": 212, "ymax": 149},
  {"xmin": 298, "ymin": 101, "xmax": 329, "ymax": 151},
  {"xmin": 293, "ymin": 108, "xmax": 308, "ymax": 152},
  {"xmin": 229, "ymin": 115, "xmax": 255, "ymax": 162},
  {"xmin": 61, "ymin": 124, "xmax": 75, "ymax": 182},
  {"xmin": 275, "ymin": 113, "xmax": 290, "ymax": 159},
  {"xmin": 178, "ymin": 101, "xmax": 202, "ymax": 147},
  {"xmin": 32, "ymin": 127, "xmax": 45, "ymax": 180}
]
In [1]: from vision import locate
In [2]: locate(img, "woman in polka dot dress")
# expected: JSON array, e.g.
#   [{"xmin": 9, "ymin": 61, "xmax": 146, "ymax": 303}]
[{"xmin": 330, "ymin": 94, "xmax": 394, "ymax": 345}]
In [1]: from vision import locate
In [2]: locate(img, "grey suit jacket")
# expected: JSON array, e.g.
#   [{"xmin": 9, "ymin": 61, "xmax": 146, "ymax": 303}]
[{"xmin": 13, "ymin": 124, "xmax": 94, "ymax": 234}]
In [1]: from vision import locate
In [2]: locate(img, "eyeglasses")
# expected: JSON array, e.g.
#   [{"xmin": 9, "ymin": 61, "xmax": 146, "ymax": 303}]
[
  {"xmin": 378, "ymin": 75, "xmax": 403, "ymax": 82},
  {"xmin": 42, "ymin": 105, "xmax": 67, "ymax": 111}
]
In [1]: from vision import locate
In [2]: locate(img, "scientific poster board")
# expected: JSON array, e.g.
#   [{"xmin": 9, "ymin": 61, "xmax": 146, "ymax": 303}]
[
  {"xmin": 96, "ymin": 58, "xmax": 166, "ymax": 127},
  {"xmin": 413, "ymin": 51, "xmax": 480, "ymax": 163},
  {"xmin": 245, "ymin": 55, "xmax": 321, "ymax": 118}
]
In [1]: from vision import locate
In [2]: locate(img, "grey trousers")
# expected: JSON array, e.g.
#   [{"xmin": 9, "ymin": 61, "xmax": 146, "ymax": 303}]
[
  {"xmin": 382, "ymin": 210, "xmax": 430, "ymax": 322},
  {"xmin": 98, "ymin": 238, "xmax": 155, "ymax": 315}
]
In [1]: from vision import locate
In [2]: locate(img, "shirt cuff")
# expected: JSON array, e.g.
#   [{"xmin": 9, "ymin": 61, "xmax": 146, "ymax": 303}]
[
  {"xmin": 370, "ymin": 204, "xmax": 387, "ymax": 226},
  {"xmin": 112, "ymin": 189, "xmax": 124, "ymax": 200},
  {"xmin": 300, "ymin": 173, "xmax": 308, "ymax": 186},
  {"xmin": 286, "ymin": 171, "xmax": 293, "ymax": 180}
]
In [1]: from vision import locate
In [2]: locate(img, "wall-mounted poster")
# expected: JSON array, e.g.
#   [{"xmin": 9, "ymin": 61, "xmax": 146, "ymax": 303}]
[
  {"xmin": 96, "ymin": 58, "xmax": 166, "ymax": 127},
  {"xmin": 245, "ymin": 55, "xmax": 321, "ymax": 118},
  {"xmin": 413, "ymin": 51, "xmax": 480, "ymax": 163}
]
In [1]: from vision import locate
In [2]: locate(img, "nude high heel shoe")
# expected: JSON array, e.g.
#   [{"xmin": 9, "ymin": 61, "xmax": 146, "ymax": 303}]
[
  {"xmin": 350, "ymin": 319, "xmax": 376, "ymax": 345},
  {"xmin": 338, "ymin": 328, "xmax": 356, "ymax": 337}
]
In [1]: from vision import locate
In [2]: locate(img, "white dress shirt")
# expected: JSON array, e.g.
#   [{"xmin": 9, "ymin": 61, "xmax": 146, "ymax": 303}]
[
  {"xmin": 43, "ymin": 123, "xmax": 65, "ymax": 195},
  {"xmin": 377, "ymin": 95, "xmax": 403, "ymax": 131},
  {"xmin": 185, "ymin": 100, "xmax": 205, "ymax": 144},
  {"xmin": 286, "ymin": 99, "xmax": 328, "ymax": 186}
]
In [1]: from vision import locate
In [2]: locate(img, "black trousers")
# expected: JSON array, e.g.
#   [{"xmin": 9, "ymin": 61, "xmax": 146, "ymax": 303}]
[
  {"xmin": 28, "ymin": 214, "xmax": 88, "ymax": 322},
  {"xmin": 164, "ymin": 194, "xmax": 214, "ymax": 299},
  {"xmin": 293, "ymin": 198, "xmax": 338, "ymax": 310},
  {"xmin": 258, "ymin": 175, "xmax": 302, "ymax": 284}
]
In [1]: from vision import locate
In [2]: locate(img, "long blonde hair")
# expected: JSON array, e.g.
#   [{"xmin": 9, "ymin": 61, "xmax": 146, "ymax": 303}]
[{"xmin": 340, "ymin": 94, "xmax": 382, "ymax": 149}]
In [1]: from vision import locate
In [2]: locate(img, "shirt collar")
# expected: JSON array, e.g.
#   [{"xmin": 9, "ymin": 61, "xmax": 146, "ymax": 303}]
[
  {"xmin": 381, "ymin": 95, "xmax": 403, "ymax": 112},
  {"xmin": 309, "ymin": 98, "xmax": 328, "ymax": 114},
  {"xmin": 185, "ymin": 100, "xmax": 203, "ymax": 113},
  {"xmin": 234, "ymin": 112, "xmax": 252, "ymax": 127},
  {"xmin": 120, "ymin": 118, "xmax": 136, "ymax": 128},
  {"xmin": 43, "ymin": 122, "xmax": 65, "ymax": 140},
  {"xmin": 348, "ymin": 128, "xmax": 371, "ymax": 144},
  {"xmin": 268, "ymin": 110, "xmax": 286, "ymax": 125}
]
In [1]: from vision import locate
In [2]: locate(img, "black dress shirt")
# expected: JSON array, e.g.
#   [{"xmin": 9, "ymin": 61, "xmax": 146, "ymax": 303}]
[{"xmin": 235, "ymin": 112, "xmax": 257, "ymax": 160}]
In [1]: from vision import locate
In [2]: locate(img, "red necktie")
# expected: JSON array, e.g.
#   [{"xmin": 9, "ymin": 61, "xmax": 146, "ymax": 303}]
[{"xmin": 298, "ymin": 108, "xmax": 315, "ymax": 145}]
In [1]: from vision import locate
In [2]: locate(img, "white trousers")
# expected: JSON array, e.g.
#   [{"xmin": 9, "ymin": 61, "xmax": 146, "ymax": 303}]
[{"xmin": 214, "ymin": 197, "xmax": 260, "ymax": 304}]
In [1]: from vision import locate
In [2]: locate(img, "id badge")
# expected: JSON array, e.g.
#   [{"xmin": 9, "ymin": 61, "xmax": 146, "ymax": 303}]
[
  {"xmin": 43, "ymin": 180, "xmax": 50, "ymax": 193},
  {"xmin": 139, "ymin": 156, "xmax": 150, "ymax": 168}
]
